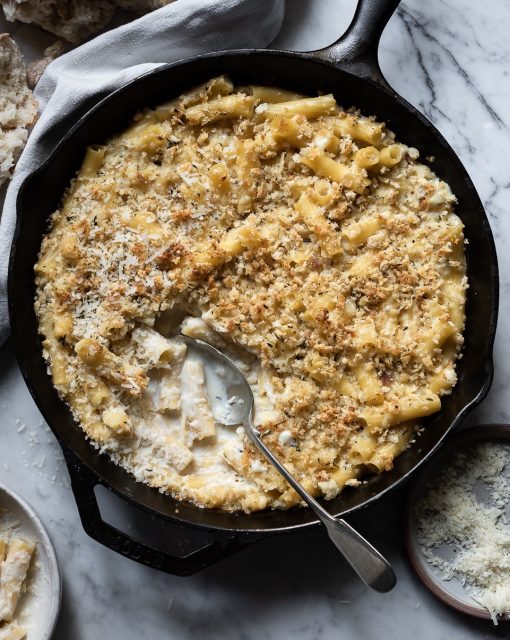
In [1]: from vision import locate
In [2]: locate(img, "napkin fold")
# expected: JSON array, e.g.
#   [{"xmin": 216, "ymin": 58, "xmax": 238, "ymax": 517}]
[{"xmin": 0, "ymin": 0, "xmax": 285, "ymax": 345}]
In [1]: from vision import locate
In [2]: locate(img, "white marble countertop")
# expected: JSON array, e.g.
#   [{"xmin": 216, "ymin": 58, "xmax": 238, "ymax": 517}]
[{"xmin": 1, "ymin": 0, "xmax": 510, "ymax": 637}]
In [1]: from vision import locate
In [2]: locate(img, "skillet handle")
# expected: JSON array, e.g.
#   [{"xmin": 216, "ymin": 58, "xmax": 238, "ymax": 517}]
[
  {"xmin": 62, "ymin": 446, "xmax": 259, "ymax": 576},
  {"xmin": 311, "ymin": 0, "xmax": 401, "ymax": 89}
]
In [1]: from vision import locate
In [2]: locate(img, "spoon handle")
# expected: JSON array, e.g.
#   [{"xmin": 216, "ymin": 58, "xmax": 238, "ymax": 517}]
[
  {"xmin": 321, "ymin": 517, "xmax": 396, "ymax": 593},
  {"xmin": 245, "ymin": 421, "xmax": 396, "ymax": 592}
]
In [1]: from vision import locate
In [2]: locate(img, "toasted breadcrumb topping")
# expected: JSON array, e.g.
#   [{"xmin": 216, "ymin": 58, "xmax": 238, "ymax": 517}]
[{"xmin": 35, "ymin": 77, "xmax": 466, "ymax": 512}]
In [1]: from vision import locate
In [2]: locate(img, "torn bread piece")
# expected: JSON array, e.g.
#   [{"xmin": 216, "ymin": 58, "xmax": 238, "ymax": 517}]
[
  {"xmin": 112, "ymin": 0, "xmax": 173, "ymax": 13},
  {"xmin": 0, "ymin": 1, "xmax": 115, "ymax": 44},
  {"xmin": 0, "ymin": 624, "xmax": 26, "ymax": 640},
  {"xmin": 180, "ymin": 359, "xmax": 216, "ymax": 447},
  {"xmin": 0, "ymin": 538, "xmax": 35, "ymax": 623},
  {"xmin": 0, "ymin": 34, "xmax": 38, "ymax": 189},
  {"xmin": 26, "ymin": 40, "xmax": 66, "ymax": 88}
]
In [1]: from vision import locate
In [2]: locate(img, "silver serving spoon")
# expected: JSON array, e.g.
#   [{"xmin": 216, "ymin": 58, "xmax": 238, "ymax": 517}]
[{"xmin": 181, "ymin": 335, "xmax": 396, "ymax": 592}]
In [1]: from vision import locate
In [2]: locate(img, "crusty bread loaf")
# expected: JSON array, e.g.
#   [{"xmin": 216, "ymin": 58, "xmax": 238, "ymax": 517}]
[
  {"xmin": 112, "ymin": 0, "xmax": 173, "ymax": 14},
  {"xmin": 0, "ymin": 34, "xmax": 38, "ymax": 188},
  {"xmin": 1, "ymin": 0, "xmax": 115, "ymax": 44}
]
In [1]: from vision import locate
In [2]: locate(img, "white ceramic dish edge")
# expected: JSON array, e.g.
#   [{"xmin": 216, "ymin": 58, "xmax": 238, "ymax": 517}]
[{"xmin": 0, "ymin": 482, "xmax": 62, "ymax": 639}]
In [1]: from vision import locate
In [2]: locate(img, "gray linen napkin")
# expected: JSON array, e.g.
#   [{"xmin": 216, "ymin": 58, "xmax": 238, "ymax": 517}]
[{"xmin": 0, "ymin": 0, "xmax": 285, "ymax": 345}]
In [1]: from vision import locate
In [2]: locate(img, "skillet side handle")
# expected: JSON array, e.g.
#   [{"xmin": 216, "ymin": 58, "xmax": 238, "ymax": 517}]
[
  {"xmin": 312, "ymin": 0, "xmax": 401, "ymax": 89},
  {"xmin": 62, "ymin": 446, "xmax": 258, "ymax": 576}
]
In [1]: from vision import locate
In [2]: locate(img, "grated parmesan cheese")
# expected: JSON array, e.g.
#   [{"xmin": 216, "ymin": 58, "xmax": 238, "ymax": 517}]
[{"xmin": 415, "ymin": 442, "xmax": 510, "ymax": 625}]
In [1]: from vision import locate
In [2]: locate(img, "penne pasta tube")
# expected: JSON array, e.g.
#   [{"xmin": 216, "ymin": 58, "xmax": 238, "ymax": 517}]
[
  {"xmin": 258, "ymin": 94, "xmax": 337, "ymax": 119},
  {"xmin": 301, "ymin": 148, "xmax": 370, "ymax": 194},
  {"xmin": 0, "ymin": 539, "xmax": 35, "ymax": 623},
  {"xmin": 270, "ymin": 115, "xmax": 311, "ymax": 148},
  {"xmin": 249, "ymin": 85, "xmax": 306, "ymax": 104},
  {"xmin": 379, "ymin": 144, "xmax": 403, "ymax": 167},
  {"xmin": 180, "ymin": 359, "xmax": 216, "ymax": 446},
  {"xmin": 78, "ymin": 145, "xmax": 105, "ymax": 179},
  {"xmin": 353, "ymin": 146, "xmax": 380, "ymax": 169},
  {"xmin": 391, "ymin": 394, "xmax": 441, "ymax": 424},
  {"xmin": 185, "ymin": 94, "xmax": 255, "ymax": 124},
  {"xmin": 333, "ymin": 114, "xmax": 383, "ymax": 146}
]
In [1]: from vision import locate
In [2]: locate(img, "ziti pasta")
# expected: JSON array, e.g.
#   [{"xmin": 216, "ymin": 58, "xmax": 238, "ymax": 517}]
[{"xmin": 35, "ymin": 76, "xmax": 467, "ymax": 512}]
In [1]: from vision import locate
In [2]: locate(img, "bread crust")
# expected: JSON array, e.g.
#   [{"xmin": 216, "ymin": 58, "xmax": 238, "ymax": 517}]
[
  {"xmin": 0, "ymin": 34, "xmax": 38, "ymax": 188},
  {"xmin": 0, "ymin": 0, "xmax": 115, "ymax": 44},
  {"xmin": 26, "ymin": 40, "xmax": 67, "ymax": 88}
]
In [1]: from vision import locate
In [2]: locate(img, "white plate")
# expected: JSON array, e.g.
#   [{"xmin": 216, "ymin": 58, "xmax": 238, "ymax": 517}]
[{"xmin": 0, "ymin": 483, "xmax": 61, "ymax": 639}]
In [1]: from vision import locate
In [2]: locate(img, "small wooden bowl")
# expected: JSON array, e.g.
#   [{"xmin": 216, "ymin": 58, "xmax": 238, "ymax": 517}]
[{"xmin": 405, "ymin": 424, "xmax": 510, "ymax": 622}]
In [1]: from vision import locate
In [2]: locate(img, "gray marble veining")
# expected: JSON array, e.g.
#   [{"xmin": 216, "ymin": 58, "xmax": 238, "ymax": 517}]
[{"xmin": 1, "ymin": 0, "xmax": 510, "ymax": 637}]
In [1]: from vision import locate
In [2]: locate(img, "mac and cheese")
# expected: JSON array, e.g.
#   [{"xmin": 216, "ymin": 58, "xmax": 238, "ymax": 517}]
[{"xmin": 35, "ymin": 77, "xmax": 467, "ymax": 512}]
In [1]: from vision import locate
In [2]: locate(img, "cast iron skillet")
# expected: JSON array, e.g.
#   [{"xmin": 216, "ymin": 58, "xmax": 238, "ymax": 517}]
[{"xmin": 9, "ymin": 0, "xmax": 499, "ymax": 575}]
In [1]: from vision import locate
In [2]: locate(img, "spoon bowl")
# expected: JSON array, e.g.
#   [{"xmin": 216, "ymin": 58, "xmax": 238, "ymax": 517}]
[{"xmin": 181, "ymin": 335, "xmax": 396, "ymax": 592}]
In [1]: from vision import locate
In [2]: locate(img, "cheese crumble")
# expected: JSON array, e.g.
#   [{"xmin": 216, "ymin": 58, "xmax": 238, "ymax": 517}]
[{"xmin": 415, "ymin": 442, "xmax": 510, "ymax": 624}]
